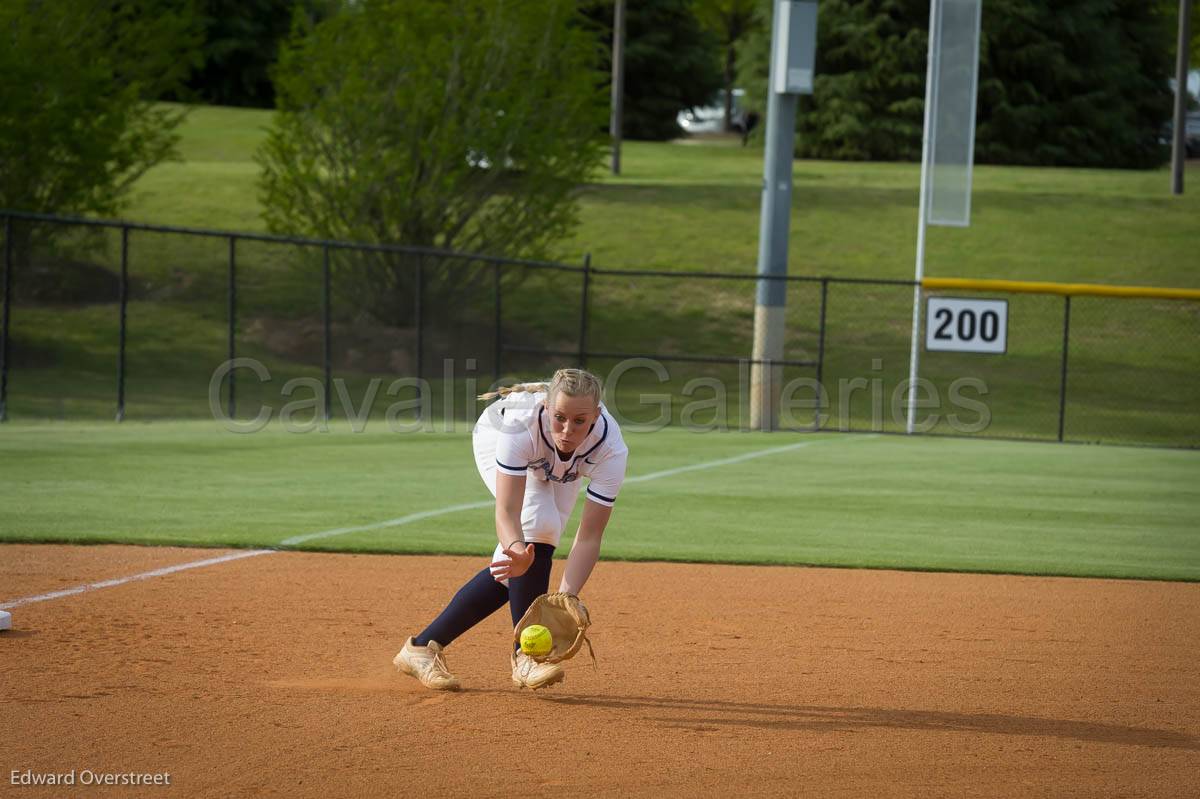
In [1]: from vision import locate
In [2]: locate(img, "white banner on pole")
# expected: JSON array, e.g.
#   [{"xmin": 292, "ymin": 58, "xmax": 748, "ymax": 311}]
[
  {"xmin": 906, "ymin": 0, "xmax": 983, "ymax": 434},
  {"xmin": 926, "ymin": 0, "xmax": 982, "ymax": 227}
]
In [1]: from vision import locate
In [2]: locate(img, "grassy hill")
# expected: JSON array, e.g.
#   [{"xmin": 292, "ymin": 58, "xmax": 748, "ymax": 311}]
[
  {"xmin": 123, "ymin": 105, "xmax": 1200, "ymax": 286},
  {"xmin": 4, "ymin": 104, "xmax": 1199, "ymax": 445}
]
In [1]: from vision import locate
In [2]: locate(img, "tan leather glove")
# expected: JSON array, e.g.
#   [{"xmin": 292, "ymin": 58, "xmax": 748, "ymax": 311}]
[{"xmin": 513, "ymin": 592, "xmax": 595, "ymax": 665}]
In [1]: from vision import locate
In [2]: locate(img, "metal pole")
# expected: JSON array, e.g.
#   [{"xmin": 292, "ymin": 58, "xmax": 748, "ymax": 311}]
[
  {"xmin": 815, "ymin": 277, "xmax": 828, "ymax": 429},
  {"xmin": 493, "ymin": 262, "xmax": 502, "ymax": 383},
  {"xmin": 0, "ymin": 216, "xmax": 11, "ymax": 423},
  {"xmin": 610, "ymin": 0, "xmax": 626, "ymax": 175},
  {"xmin": 750, "ymin": 0, "xmax": 800, "ymax": 432},
  {"xmin": 322, "ymin": 245, "xmax": 332, "ymax": 422},
  {"xmin": 414, "ymin": 258, "xmax": 424, "ymax": 383},
  {"xmin": 227, "ymin": 235, "xmax": 237, "ymax": 420},
  {"xmin": 1057, "ymin": 295, "xmax": 1071, "ymax": 443},
  {"xmin": 116, "ymin": 226, "xmax": 129, "ymax": 422},
  {"xmin": 1171, "ymin": 0, "xmax": 1193, "ymax": 195},
  {"xmin": 579, "ymin": 253, "xmax": 591, "ymax": 368},
  {"xmin": 906, "ymin": 0, "xmax": 941, "ymax": 435}
]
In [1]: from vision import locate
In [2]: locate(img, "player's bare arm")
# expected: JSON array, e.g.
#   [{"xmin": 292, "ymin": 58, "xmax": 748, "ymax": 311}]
[
  {"xmin": 490, "ymin": 471, "xmax": 533, "ymax": 580},
  {"xmin": 559, "ymin": 500, "xmax": 612, "ymax": 595}
]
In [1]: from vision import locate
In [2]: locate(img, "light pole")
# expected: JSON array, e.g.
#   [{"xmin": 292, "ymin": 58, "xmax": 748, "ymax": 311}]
[
  {"xmin": 610, "ymin": 0, "xmax": 626, "ymax": 176},
  {"xmin": 1171, "ymin": 0, "xmax": 1193, "ymax": 195},
  {"xmin": 750, "ymin": 1, "xmax": 817, "ymax": 431}
]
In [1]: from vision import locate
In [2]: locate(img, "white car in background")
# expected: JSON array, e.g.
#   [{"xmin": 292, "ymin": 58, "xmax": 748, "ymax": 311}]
[{"xmin": 677, "ymin": 89, "xmax": 749, "ymax": 134}]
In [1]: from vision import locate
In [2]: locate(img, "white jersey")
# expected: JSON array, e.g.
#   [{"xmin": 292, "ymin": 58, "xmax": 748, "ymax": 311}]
[{"xmin": 475, "ymin": 391, "xmax": 628, "ymax": 509}]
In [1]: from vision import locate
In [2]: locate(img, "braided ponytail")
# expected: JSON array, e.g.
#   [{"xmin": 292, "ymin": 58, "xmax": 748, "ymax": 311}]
[
  {"xmin": 477, "ymin": 382, "xmax": 551, "ymax": 401},
  {"xmin": 478, "ymin": 368, "xmax": 602, "ymax": 406}
]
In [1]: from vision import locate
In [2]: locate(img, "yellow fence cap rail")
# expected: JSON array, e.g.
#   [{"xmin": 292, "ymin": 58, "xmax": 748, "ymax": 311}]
[{"xmin": 922, "ymin": 277, "xmax": 1200, "ymax": 302}]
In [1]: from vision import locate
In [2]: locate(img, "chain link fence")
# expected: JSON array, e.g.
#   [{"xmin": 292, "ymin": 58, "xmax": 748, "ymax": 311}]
[{"xmin": 2, "ymin": 211, "xmax": 1197, "ymax": 448}]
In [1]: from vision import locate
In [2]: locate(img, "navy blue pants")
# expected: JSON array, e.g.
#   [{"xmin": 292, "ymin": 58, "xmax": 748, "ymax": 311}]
[{"xmin": 413, "ymin": 542, "xmax": 555, "ymax": 648}]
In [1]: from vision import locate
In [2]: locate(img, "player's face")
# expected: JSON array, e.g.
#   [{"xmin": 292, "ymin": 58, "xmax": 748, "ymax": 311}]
[{"xmin": 549, "ymin": 393, "xmax": 600, "ymax": 454}]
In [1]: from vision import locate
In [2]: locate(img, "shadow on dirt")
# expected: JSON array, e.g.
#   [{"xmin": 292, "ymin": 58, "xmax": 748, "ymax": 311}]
[{"xmin": 534, "ymin": 693, "xmax": 1199, "ymax": 751}]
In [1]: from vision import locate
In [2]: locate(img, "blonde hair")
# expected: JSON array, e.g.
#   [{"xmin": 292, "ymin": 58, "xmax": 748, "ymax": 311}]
[{"xmin": 479, "ymin": 368, "xmax": 602, "ymax": 407}]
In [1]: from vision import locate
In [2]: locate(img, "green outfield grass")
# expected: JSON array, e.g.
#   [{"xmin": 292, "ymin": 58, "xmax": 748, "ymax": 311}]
[{"xmin": 1, "ymin": 422, "xmax": 1197, "ymax": 581}]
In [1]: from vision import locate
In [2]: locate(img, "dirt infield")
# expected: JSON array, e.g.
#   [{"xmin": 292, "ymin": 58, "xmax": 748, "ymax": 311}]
[{"xmin": 2, "ymin": 544, "xmax": 1198, "ymax": 798}]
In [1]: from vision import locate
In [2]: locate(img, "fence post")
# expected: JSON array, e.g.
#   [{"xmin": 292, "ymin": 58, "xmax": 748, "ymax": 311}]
[
  {"xmin": 1057, "ymin": 295, "xmax": 1071, "ymax": 442},
  {"xmin": 493, "ymin": 262, "xmax": 502, "ymax": 383},
  {"xmin": 0, "ymin": 215, "xmax": 11, "ymax": 423},
  {"xmin": 578, "ymin": 253, "xmax": 591, "ymax": 369},
  {"xmin": 815, "ymin": 277, "xmax": 829, "ymax": 430},
  {"xmin": 322, "ymin": 245, "xmax": 332, "ymax": 423},
  {"xmin": 227, "ymin": 235, "xmax": 237, "ymax": 421},
  {"xmin": 116, "ymin": 226, "xmax": 129, "ymax": 422}
]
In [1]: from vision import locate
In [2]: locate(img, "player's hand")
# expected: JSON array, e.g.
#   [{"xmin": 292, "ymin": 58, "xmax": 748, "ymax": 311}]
[{"xmin": 491, "ymin": 542, "xmax": 534, "ymax": 581}]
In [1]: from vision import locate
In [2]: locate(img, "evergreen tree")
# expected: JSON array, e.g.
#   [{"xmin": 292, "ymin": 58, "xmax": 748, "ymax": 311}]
[
  {"xmin": 976, "ymin": 0, "xmax": 1173, "ymax": 168},
  {"xmin": 179, "ymin": 0, "xmax": 339, "ymax": 108},
  {"xmin": 738, "ymin": 0, "xmax": 927, "ymax": 160},
  {"xmin": 738, "ymin": 0, "xmax": 1175, "ymax": 167}
]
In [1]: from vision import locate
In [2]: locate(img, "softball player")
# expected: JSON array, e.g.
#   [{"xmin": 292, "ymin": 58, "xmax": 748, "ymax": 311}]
[{"xmin": 394, "ymin": 368, "xmax": 628, "ymax": 690}]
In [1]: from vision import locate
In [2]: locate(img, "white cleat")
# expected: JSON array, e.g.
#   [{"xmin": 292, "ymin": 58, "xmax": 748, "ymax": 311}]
[
  {"xmin": 511, "ymin": 651, "xmax": 564, "ymax": 690},
  {"xmin": 394, "ymin": 637, "xmax": 462, "ymax": 691}
]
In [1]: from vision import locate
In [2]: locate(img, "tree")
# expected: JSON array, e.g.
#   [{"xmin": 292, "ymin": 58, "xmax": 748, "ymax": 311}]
[
  {"xmin": 0, "ymin": 0, "xmax": 201, "ymax": 225},
  {"xmin": 582, "ymin": 0, "xmax": 723, "ymax": 140},
  {"xmin": 1157, "ymin": 0, "xmax": 1198, "ymax": 112},
  {"xmin": 738, "ymin": 0, "xmax": 1175, "ymax": 167},
  {"xmin": 738, "ymin": 0, "xmax": 929, "ymax": 160},
  {"xmin": 735, "ymin": 0, "xmax": 773, "ymax": 129},
  {"xmin": 257, "ymin": 0, "xmax": 605, "ymax": 326},
  {"xmin": 1159, "ymin": 0, "xmax": 1200, "ymax": 65},
  {"xmin": 695, "ymin": 0, "xmax": 762, "ymax": 131},
  {"xmin": 975, "ymin": 0, "xmax": 1173, "ymax": 168},
  {"xmin": 178, "ymin": 0, "xmax": 340, "ymax": 108}
]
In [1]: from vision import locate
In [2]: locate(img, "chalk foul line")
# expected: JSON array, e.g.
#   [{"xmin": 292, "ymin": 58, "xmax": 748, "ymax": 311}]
[
  {"xmin": 0, "ymin": 549, "xmax": 273, "ymax": 610},
  {"xmin": 1, "ymin": 434, "xmax": 873, "ymax": 610}
]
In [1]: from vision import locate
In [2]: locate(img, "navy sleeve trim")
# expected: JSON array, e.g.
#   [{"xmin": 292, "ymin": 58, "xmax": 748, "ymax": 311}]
[
  {"xmin": 587, "ymin": 487, "xmax": 616, "ymax": 503},
  {"xmin": 496, "ymin": 459, "xmax": 527, "ymax": 472}
]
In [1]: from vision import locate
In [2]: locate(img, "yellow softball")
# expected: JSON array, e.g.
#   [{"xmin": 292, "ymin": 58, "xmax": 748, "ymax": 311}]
[{"xmin": 519, "ymin": 624, "xmax": 553, "ymax": 657}]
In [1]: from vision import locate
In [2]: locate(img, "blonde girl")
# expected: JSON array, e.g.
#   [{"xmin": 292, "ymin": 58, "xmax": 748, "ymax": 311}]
[{"xmin": 394, "ymin": 368, "xmax": 628, "ymax": 690}]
